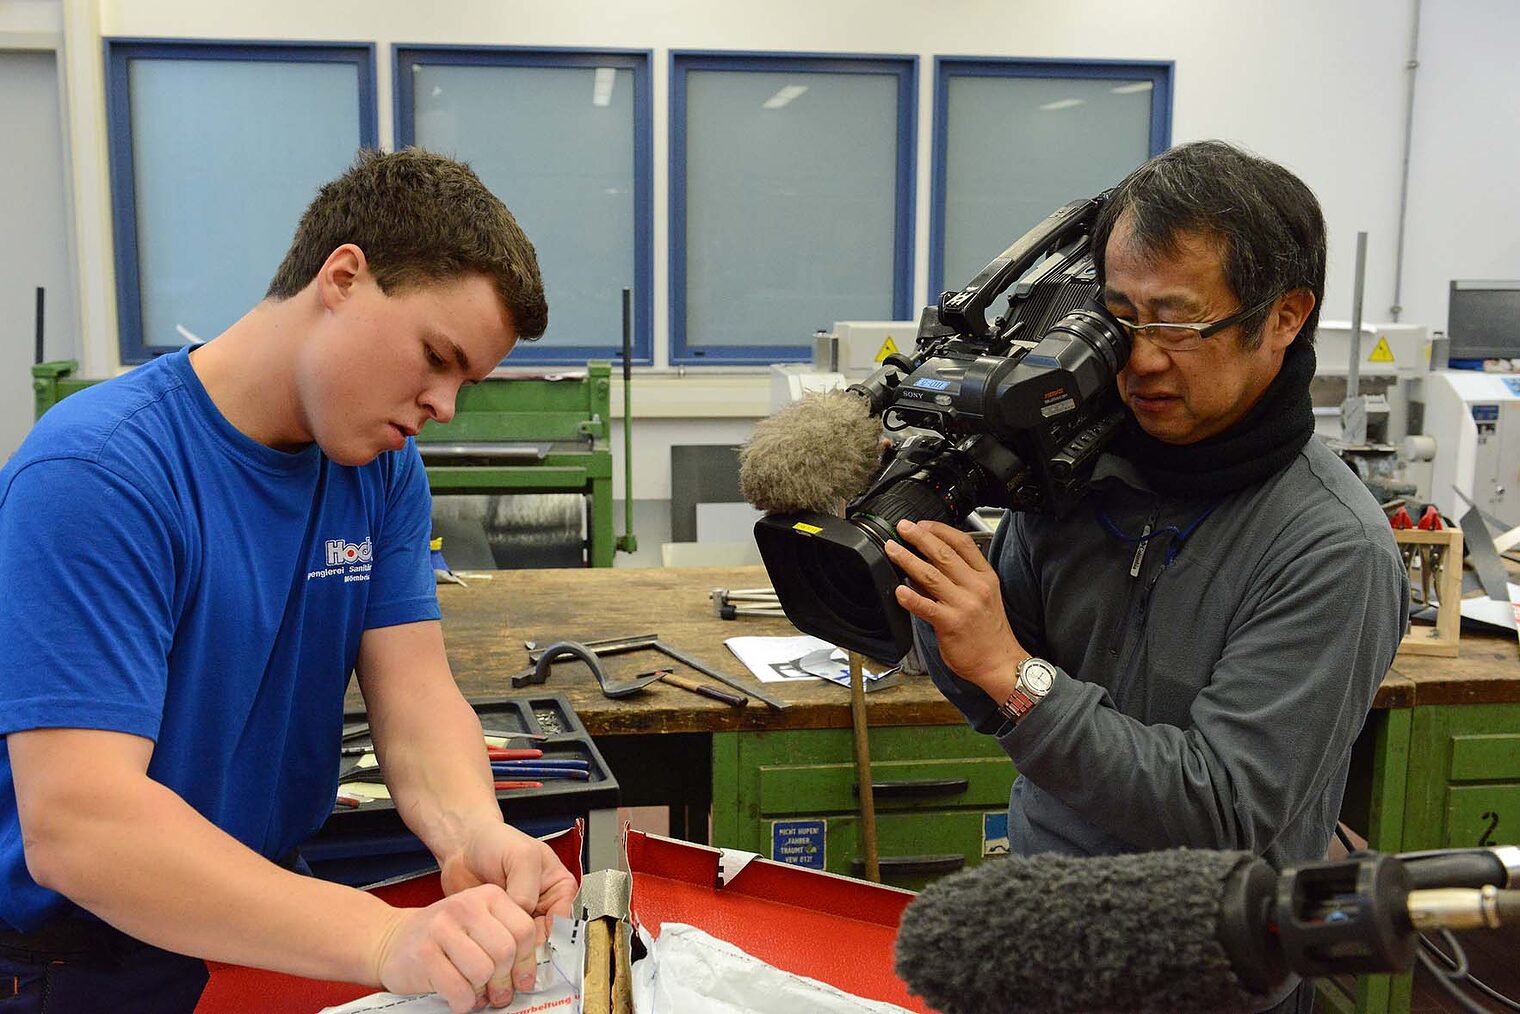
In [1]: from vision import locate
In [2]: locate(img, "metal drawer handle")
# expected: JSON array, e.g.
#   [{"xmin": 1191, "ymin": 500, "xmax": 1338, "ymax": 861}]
[
  {"xmin": 850, "ymin": 854, "xmax": 967, "ymax": 878},
  {"xmin": 855, "ymin": 778, "xmax": 970, "ymax": 799}
]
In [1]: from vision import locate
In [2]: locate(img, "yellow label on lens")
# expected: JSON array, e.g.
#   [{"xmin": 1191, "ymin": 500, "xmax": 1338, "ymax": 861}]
[{"xmin": 792, "ymin": 522, "xmax": 824, "ymax": 534}]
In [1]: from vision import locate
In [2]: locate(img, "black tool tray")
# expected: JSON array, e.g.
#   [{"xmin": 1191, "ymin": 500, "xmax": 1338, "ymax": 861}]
[{"xmin": 316, "ymin": 693, "xmax": 618, "ymax": 837}]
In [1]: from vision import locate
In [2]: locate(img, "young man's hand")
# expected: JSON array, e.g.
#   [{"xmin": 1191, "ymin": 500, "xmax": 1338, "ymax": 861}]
[
  {"xmin": 886, "ymin": 519, "xmax": 1030, "ymax": 694},
  {"xmin": 371, "ymin": 883, "xmax": 535, "ymax": 1011},
  {"xmin": 436, "ymin": 822, "xmax": 578, "ymax": 1002}
]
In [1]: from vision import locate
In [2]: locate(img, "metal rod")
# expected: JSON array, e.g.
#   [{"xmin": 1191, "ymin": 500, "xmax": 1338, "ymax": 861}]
[
  {"xmin": 1348, "ymin": 231, "xmax": 1369, "ymax": 400},
  {"xmin": 1389, "ymin": 0, "xmax": 1423, "ymax": 321},
  {"xmin": 526, "ymin": 634, "xmax": 659, "ymax": 662},
  {"xmin": 652, "ymin": 639, "xmax": 789, "ymax": 710},
  {"xmin": 34, "ymin": 287, "xmax": 45, "ymax": 365},
  {"xmin": 619, "ymin": 287, "xmax": 637, "ymax": 554},
  {"xmin": 849, "ymin": 651, "xmax": 880, "ymax": 882}
]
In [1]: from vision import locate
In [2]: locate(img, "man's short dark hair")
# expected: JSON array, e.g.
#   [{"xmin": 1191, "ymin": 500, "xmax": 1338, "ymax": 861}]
[
  {"xmin": 1091, "ymin": 140, "xmax": 1325, "ymax": 349},
  {"xmin": 266, "ymin": 148, "xmax": 547, "ymax": 340}
]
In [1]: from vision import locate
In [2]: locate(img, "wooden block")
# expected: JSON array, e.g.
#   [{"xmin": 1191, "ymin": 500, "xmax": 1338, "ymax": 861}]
[
  {"xmin": 1395, "ymin": 529, "xmax": 1464, "ymax": 658},
  {"xmin": 583, "ymin": 917, "xmax": 612, "ymax": 1014}
]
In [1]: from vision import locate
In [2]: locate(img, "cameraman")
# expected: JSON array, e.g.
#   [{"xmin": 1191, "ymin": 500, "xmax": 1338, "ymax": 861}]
[{"xmin": 890, "ymin": 142, "xmax": 1406, "ymax": 896}]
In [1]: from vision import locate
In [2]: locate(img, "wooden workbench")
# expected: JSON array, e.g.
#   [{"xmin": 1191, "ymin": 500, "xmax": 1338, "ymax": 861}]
[
  {"xmin": 347, "ymin": 565, "xmax": 966, "ymax": 734},
  {"xmin": 343, "ymin": 564, "xmax": 1520, "ymax": 720}
]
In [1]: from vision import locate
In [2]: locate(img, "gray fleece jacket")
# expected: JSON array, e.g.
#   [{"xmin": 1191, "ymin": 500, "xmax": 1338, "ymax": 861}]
[{"xmin": 920, "ymin": 435, "xmax": 1409, "ymax": 868}]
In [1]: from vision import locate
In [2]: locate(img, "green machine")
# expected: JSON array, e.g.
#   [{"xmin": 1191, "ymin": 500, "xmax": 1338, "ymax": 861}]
[
  {"xmin": 414, "ymin": 359, "xmax": 637, "ymax": 567},
  {"xmin": 31, "ymin": 360, "xmax": 97, "ymax": 420},
  {"xmin": 32, "ymin": 357, "xmax": 637, "ymax": 568}
]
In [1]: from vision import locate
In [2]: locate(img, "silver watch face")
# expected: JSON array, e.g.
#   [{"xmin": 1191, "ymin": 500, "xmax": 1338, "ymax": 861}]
[{"xmin": 1019, "ymin": 658, "xmax": 1056, "ymax": 696}]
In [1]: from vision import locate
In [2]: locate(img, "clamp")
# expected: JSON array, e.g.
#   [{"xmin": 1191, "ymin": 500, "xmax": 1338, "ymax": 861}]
[{"xmin": 710, "ymin": 586, "xmax": 786, "ymax": 620}]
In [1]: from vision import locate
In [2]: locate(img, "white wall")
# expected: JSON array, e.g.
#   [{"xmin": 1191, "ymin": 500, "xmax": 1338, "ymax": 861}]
[
  {"xmin": 14, "ymin": 0, "xmax": 1513, "ymax": 494},
  {"xmin": 1401, "ymin": 0, "xmax": 1520, "ymax": 332},
  {"xmin": 0, "ymin": 46, "xmax": 78, "ymax": 461}
]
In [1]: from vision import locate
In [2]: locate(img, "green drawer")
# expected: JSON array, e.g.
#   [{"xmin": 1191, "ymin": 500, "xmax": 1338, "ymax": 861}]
[
  {"xmin": 1449, "ymin": 734, "xmax": 1520, "ymax": 782},
  {"xmin": 712, "ymin": 724, "xmax": 1017, "ymax": 878},
  {"xmin": 1444, "ymin": 785, "xmax": 1520, "ymax": 848},
  {"xmin": 759, "ymin": 756, "xmax": 1014, "ymax": 815},
  {"xmin": 769, "ymin": 809, "xmax": 1004, "ymax": 892}
]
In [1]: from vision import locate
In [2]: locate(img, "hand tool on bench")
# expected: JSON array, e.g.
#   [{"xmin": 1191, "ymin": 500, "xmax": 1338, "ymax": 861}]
[
  {"xmin": 520, "ymin": 632, "xmax": 788, "ymax": 709},
  {"xmin": 509, "ymin": 640, "xmax": 664, "ymax": 699},
  {"xmin": 710, "ymin": 586, "xmax": 786, "ymax": 619},
  {"xmin": 636, "ymin": 668, "xmax": 748, "ymax": 707}
]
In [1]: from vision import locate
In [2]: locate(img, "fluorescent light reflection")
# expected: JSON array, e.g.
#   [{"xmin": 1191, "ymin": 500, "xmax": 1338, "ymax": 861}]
[
  {"xmin": 1039, "ymin": 98, "xmax": 1086, "ymax": 111},
  {"xmin": 1110, "ymin": 81, "xmax": 1154, "ymax": 94},
  {"xmin": 592, "ymin": 67, "xmax": 616, "ymax": 107},
  {"xmin": 762, "ymin": 84, "xmax": 809, "ymax": 109}
]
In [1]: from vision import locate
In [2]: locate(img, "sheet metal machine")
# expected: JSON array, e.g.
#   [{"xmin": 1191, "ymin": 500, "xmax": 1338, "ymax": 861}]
[{"xmin": 32, "ymin": 357, "xmax": 638, "ymax": 567}]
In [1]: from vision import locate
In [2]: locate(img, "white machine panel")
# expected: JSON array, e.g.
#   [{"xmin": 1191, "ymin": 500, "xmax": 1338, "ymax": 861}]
[
  {"xmin": 1424, "ymin": 370, "xmax": 1520, "ymax": 527},
  {"xmin": 823, "ymin": 321, "xmax": 919, "ymax": 377},
  {"xmin": 1315, "ymin": 321, "xmax": 1429, "ymax": 377}
]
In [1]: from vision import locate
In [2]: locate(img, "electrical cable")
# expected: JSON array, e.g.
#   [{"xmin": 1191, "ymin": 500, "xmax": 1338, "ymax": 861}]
[
  {"xmin": 1420, "ymin": 929, "xmax": 1520, "ymax": 1012},
  {"xmin": 1416, "ymin": 938, "xmax": 1491, "ymax": 1014}
]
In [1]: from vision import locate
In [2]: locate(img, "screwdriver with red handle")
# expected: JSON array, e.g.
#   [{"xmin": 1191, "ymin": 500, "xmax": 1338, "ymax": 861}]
[{"xmin": 486, "ymin": 747, "xmax": 543, "ymax": 761}]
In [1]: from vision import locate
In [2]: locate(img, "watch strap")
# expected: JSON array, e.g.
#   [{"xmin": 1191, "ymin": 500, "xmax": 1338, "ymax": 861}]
[{"xmin": 997, "ymin": 684, "xmax": 1039, "ymax": 724}]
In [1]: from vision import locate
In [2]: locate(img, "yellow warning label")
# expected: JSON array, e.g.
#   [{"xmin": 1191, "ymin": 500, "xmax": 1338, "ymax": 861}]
[
  {"xmin": 792, "ymin": 522, "xmax": 824, "ymax": 535},
  {"xmin": 1368, "ymin": 336, "xmax": 1395, "ymax": 364},
  {"xmin": 874, "ymin": 336, "xmax": 901, "ymax": 363}
]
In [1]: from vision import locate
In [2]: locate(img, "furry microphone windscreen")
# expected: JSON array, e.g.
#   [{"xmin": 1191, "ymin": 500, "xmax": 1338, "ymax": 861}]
[
  {"xmin": 894, "ymin": 849, "xmax": 1262, "ymax": 1014},
  {"xmin": 737, "ymin": 389, "xmax": 883, "ymax": 515}
]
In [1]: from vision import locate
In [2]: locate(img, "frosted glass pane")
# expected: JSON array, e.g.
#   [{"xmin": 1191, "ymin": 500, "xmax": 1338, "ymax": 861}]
[
  {"xmin": 685, "ymin": 70, "xmax": 899, "ymax": 348},
  {"xmin": 413, "ymin": 64, "xmax": 636, "ymax": 350},
  {"xmin": 129, "ymin": 59, "xmax": 360, "ymax": 346},
  {"xmin": 943, "ymin": 76, "xmax": 1152, "ymax": 293}
]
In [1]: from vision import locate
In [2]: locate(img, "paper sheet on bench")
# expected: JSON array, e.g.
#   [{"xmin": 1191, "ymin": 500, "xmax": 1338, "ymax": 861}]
[{"xmin": 724, "ymin": 635, "xmax": 890, "ymax": 685}]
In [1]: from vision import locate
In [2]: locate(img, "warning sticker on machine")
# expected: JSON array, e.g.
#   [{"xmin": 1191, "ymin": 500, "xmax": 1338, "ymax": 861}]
[
  {"xmin": 1368, "ymin": 336, "xmax": 1396, "ymax": 363},
  {"xmin": 875, "ymin": 337, "xmax": 901, "ymax": 362}
]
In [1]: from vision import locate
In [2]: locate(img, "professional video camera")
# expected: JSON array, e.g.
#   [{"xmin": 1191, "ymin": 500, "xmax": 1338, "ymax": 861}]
[{"xmin": 750, "ymin": 195, "xmax": 1131, "ymax": 661}]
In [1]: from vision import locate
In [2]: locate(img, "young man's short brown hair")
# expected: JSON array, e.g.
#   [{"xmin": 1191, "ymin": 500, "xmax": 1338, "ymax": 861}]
[{"xmin": 266, "ymin": 148, "xmax": 548, "ymax": 340}]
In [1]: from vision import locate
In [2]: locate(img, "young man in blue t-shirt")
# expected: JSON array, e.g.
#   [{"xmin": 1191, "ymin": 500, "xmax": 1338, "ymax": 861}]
[{"xmin": 0, "ymin": 149, "xmax": 575, "ymax": 1012}]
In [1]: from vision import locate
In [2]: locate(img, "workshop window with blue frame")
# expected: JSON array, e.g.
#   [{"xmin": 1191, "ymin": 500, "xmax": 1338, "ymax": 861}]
[
  {"xmin": 669, "ymin": 52, "xmax": 917, "ymax": 366},
  {"xmin": 930, "ymin": 58, "xmax": 1173, "ymax": 302},
  {"xmin": 104, "ymin": 40, "xmax": 377, "ymax": 364},
  {"xmin": 395, "ymin": 47, "xmax": 654, "ymax": 367}
]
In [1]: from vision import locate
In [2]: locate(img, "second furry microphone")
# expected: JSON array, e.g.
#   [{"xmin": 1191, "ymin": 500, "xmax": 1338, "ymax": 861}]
[{"xmin": 737, "ymin": 389, "xmax": 884, "ymax": 515}]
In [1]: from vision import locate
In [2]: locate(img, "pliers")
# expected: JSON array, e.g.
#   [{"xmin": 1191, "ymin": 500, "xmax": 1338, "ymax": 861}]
[{"xmin": 1416, "ymin": 505, "xmax": 1446, "ymax": 606}]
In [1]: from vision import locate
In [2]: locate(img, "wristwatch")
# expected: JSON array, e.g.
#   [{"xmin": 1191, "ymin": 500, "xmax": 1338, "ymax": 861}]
[{"xmin": 997, "ymin": 657, "xmax": 1057, "ymax": 725}]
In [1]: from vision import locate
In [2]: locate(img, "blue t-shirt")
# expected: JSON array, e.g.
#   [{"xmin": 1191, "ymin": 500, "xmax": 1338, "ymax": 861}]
[{"xmin": 0, "ymin": 347, "xmax": 439, "ymax": 930}]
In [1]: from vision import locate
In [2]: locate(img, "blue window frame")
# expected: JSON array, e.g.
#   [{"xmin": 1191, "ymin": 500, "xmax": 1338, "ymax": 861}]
[
  {"xmin": 104, "ymin": 40, "xmax": 377, "ymax": 364},
  {"xmin": 930, "ymin": 58, "xmax": 1172, "ymax": 302},
  {"xmin": 670, "ymin": 51, "xmax": 917, "ymax": 365},
  {"xmin": 395, "ymin": 46, "xmax": 654, "ymax": 366}
]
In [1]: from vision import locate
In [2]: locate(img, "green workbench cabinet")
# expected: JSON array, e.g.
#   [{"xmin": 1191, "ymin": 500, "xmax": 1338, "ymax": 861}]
[
  {"xmin": 1325, "ymin": 701, "xmax": 1520, "ymax": 1014},
  {"xmin": 1402, "ymin": 702, "xmax": 1520, "ymax": 851},
  {"xmin": 712, "ymin": 724, "xmax": 1017, "ymax": 892}
]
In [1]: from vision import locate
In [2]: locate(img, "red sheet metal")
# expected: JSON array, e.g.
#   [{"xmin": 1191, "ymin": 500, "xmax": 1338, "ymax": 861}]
[
  {"xmin": 195, "ymin": 822, "xmax": 583, "ymax": 1012},
  {"xmin": 624, "ymin": 829, "xmax": 928, "ymax": 1012}
]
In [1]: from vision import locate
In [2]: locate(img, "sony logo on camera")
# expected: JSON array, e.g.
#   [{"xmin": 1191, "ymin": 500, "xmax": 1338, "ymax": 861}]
[{"xmin": 325, "ymin": 538, "xmax": 373, "ymax": 567}]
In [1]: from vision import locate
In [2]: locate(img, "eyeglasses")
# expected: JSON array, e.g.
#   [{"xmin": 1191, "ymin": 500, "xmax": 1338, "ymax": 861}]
[{"xmin": 1108, "ymin": 293, "xmax": 1280, "ymax": 352}]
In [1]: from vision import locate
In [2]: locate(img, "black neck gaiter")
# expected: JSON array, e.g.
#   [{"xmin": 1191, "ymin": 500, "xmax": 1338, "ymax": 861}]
[{"xmin": 1109, "ymin": 339, "xmax": 1317, "ymax": 499}]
